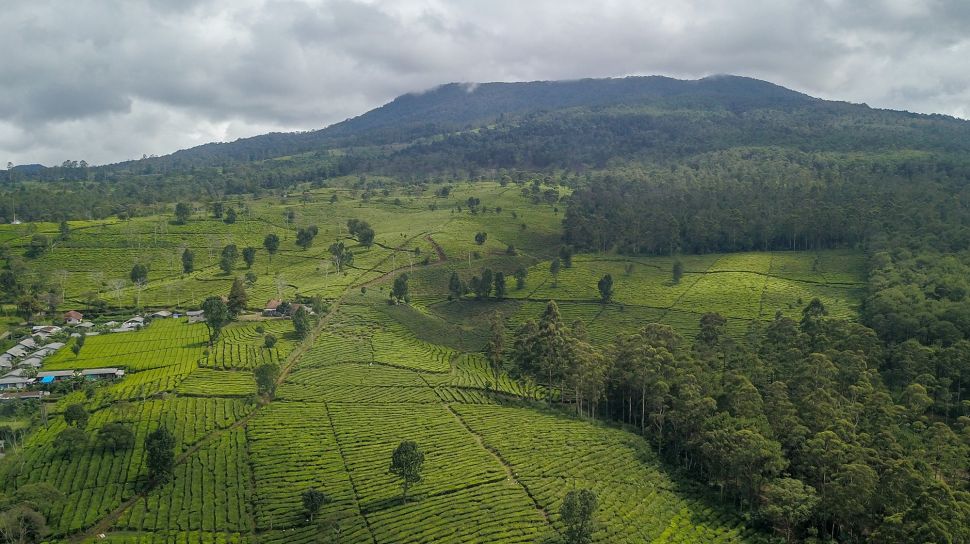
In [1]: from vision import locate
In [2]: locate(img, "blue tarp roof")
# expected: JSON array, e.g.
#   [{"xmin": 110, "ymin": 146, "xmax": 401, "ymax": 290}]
[{"xmin": 40, "ymin": 376, "xmax": 54, "ymax": 383}]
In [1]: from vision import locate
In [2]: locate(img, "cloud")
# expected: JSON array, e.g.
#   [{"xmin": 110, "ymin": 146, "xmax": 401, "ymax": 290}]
[{"xmin": 1, "ymin": 0, "xmax": 969, "ymax": 165}]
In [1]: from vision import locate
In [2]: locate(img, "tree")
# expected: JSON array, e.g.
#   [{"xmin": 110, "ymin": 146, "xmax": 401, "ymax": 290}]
[
  {"xmin": 242, "ymin": 247, "xmax": 256, "ymax": 269},
  {"xmin": 71, "ymin": 335, "xmax": 85, "ymax": 357},
  {"xmin": 484, "ymin": 312, "xmax": 505, "ymax": 382},
  {"xmin": 550, "ymin": 258, "xmax": 561, "ymax": 287},
  {"xmin": 15, "ymin": 295, "xmax": 41, "ymax": 323},
  {"xmin": 211, "ymin": 202, "xmax": 224, "ymax": 219},
  {"xmin": 263, "ymin": 233, "xmax": 280, "ymax": 263},
  {"xmin": 219, "ymin": 244, "xmax": 239, "ymax": 274},
  {"xmin": 389, "ymin": 440, "xmax": 424, "ymax": 504},
  {"xmin": 301, "ymin": 488, "xmax": 331, "ymax": 524},
  {"xmin": 227, "ymin": 277, "xmax": 248, "ymax": 318},
  {"xmin": 63, "ymin": 403, "xmax": 88, "ymax": 428},
  {"xmin": 672, "ymin": 259, "xmax": 683, "ymax": 284},
  {"xmin": 145, "ymin": 427, "xmax": 176, "ymax": 483},
  {"xmin": 514, "ymin": 267, "xmax": 528, "ymax": 290},
  {"xmin": 224, "ymin": 207, "xmax": 237, "ymax": 224},
  {"xmin": 472, "ymin": 268, "xmax": 493, "ymax": 299},
  {"xmin": 264, "ymin": 333, "xmax": 277, "ymax": 348},
  {"xmin": 329, "ymin": 242, "xmax": 354, "ymax": 272},
  {"xmin": 391, "ymin": 273, "xmax": 410, "ymax": 304},
  {"xmin": 474, "ymin": 232, "xmax": 487, "ymax": 245},
  {"xmin": 55, "ymin": 427, "xmax": 86, "ymax": 459},
  {"xmin": 201, "ymin": 296, "xmax": 230, "ymax": 344},
  {"xmin": 560, "ymin": 488, "xmax": 598, "ymax": 544},
  {"xmin": 296, "ymin": 228, "xmax": 315, "ymax": 250},
  {"xmin": 597, "ymin": 274, "xmax": 613, "ymax": 303},
  {"xmin": 293, "ymin": 306, "xmax": 313, "ymax": 339},
  {"xmin": 759, "ymin": 478, "xmax": 819, "ymax": 543},
  {"xmin": 181, "ymin": 248, "xmax": 194, "ymax": 274},
  {"xmin": 97, "ymin": 423, "xmax": 135, "ymax": 453},
  {"xmin": 448, "ymin": 271, "xmax": 463, "ymax": 300},
  {"xmin": 0, "ymin": 504, "xmax": 51, "ymax": 543},
  {"xmin": 493, "ymin": 272, "xmax": 507, "ymax": 299},
  {"xmin": 25, "ymin": 234, "xmax": 49, "ymax": 258},
  {"xmin": 58, "ymin": 220, "xmax": 70, "ymax": 241},
  {"xmin": 559, "ymin": 245, "xmax": 574, "ymax": 268},
  {"xmin": 174, "ymin": 202, "xmax": 190, "ymax": 224},
  {"xmin": 130, "ymin": 263, "xmax": 148, "ymax": 285},
  {"xmin": 255, "ymin": 362, "xmax": 280, "ymax": 397}
]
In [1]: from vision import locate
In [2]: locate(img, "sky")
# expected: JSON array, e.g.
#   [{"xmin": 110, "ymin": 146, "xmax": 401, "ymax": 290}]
[{"xmin": 2, "ymin": 0, "xmax": 969, "ymax": 166}]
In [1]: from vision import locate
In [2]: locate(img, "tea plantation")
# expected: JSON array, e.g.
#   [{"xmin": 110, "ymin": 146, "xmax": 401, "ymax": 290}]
[{"xmin": 0, "ymin": 181, "xmax": 866, "ymax": 543}]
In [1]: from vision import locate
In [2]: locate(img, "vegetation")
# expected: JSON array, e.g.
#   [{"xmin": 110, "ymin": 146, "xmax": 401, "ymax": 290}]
[{"xmin": 389, "ymin": 440, "xmax": 425, "ymax": 505}]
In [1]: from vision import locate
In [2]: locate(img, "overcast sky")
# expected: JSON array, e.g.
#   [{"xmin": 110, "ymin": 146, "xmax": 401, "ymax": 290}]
[{"xmin": 2, "ymin": 0, "xmax": 968, "ymax": 166}]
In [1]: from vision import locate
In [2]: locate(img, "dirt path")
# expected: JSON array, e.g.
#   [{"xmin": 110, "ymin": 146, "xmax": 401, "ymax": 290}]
[
  {"xmin": 69, "ymin": 231, "xmax": 431, "ymax": 543},
  {"xmin": 354, "ymin": 233, "xmax": 452, "ymax": 290},
  {"xmin": 444, "ymin": 404, "xmax": 555, "ymax": 530},
  {"xmin": 426, "ymin": 234, "xmax": 447, "ymax": 262}
]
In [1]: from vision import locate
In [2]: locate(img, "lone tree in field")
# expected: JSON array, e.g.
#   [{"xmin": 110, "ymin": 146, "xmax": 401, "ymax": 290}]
[
  {"xmin": 559, "ymin": 245, "xmax": 574, "ymax": 268},
  {"xmin": 181, "ymin": 248, "xmax": 194, "ymax": 274},
  {"xmin": 597, "ymin": 274, "xmax": 614, "ymax": 303},
  {"xmin": 474, "ymin": 231, "xmax": 487, "ymax": 245},
  {"xmin": 201, "ymin": 296, "xmax": 230, "ymax": 345},
  {"xmin": 56, "ymin": 427, "xmax": 87, "ymax": 459},
  {"xmin": 347, "ymin": 219, "xmax": 375, "ymax": 247},
  {"xmin": 97, "ymin": 423, "xmax": 135, "ymax": 453},
  {"xmin": 560, "ymin": 488, "xmax": 598, "ymax": 544},
  {"xmin": 174, "ymin": 202, "xmax": 190, "ymax": 224},
  {"xmin": 484, "ymin": 312, "xmax": 505, "ymax": 382},
  {"xmin": 254, "ymin": 362, "xmax": 280, "ymax": 397},
  {"xmin": 71, "ymin": 335, "xmax": 85, "ymax": 357},
  {"xmin": 227, "ymin": 277, "xmax": 248, "ymax": 318},
  {"xmin": 211, "ymin": 201, "xmax": 224, "ymax": 219},
  {"xmin": 224, "ymin": 207, "xmax": 237, "ymax": 224},
  {"xmin": 242, "ymin": 247, "xmax": 257, "ymax": 269},
  {"xmin": 389, "ymin": 440, "xmax": 424, "ymax": 504},
  {"xmin": 514, "ymin": 267, "xmax": 528, "ymax": 290},
  {"xmin": 448, "ymin": 271, "xmax": 463, "ymax": 300},
  {"xmin": 263, "ymin": 233, "xmax": 280, "ymax": 264},
  {"xmin": 550, "ymin": 258, "xmax": 562, "ymax": 287},
  {"xmin": 391, "ymin": 273, "xmax": 410, "ymax": 304},
  {"xmin": 130, "ymin": 263, "xmax": 148, "ymax": 285},
  {"xmin": 493, "ymin": 272, "xmax": 507, "ymax": 299},
  {"xmin": 301, "ymin": 488, "xmax": 331, "ymax": 524},
  {"xmin": 672, "ymin": 259, "xmax": 683, "ymax": 284},
  {"xmin": 145, "ymin": 427, "xmax": 176, "ymax": 483},
  {"xmin": 64, "ymin": 403, "xmax": 88, "ymax": 428},
  {"xmin": 219, "ymin": 244, "xmax": 239, "ymax": 274},
  {"xmin": 292, "ymin": 306, "xmax": 313, "ymax": 339}
]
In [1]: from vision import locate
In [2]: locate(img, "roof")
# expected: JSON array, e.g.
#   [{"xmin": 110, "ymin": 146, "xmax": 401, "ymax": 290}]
[
  {"xmin": 151, "ymin": 310, "xmax": 172, "ymax": 317},
  {"xmin": 39, "ymin": 376, "xmax": 54, "ymax": 384},
  {"xmin": 186, "ymin": 310, "xmax": 204, "ymax": 316},
  {"xmin": 0, "ymin": 376, "xmax": 31, "ymax": 385},
  {"xmin": 45, "ymin": 342, "xmax": 65, "ymax": 350},
  {"xmin": 77, "ymin": 321, "xmax": 95, "ymax": 328},
  {"xmin": 19, "ymin": 357, "xmax": 42, "ymax": 368},
  {"xmin": 265, "ymin": 299, "xmax": 281, "ymax": 309},
  {"xmin": 5, "ymin": 346, "xmax": 28, "ymax": 358},
  {"xmin": 0, "ymin": 391, "xmax": 49, "ymax": 400},
  {"xmin": 17, "ymin": 338, "xmax": 37, "ymax": 348},
  {"xmin": 64, "ymin": 310, "xmax": 83, "ymax": 320},
  {"xmin": 126, "ymin": 316, "xmax": 145, "ymax": 323},
  {"xmin": 37, "ymin": 368, "xmax": 123, "ymax": 378}
]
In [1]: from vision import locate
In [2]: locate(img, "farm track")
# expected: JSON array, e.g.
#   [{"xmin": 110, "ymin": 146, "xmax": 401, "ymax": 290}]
[
  {"xmin": 443, "ymin": 404, "xmax": 555, "ymax": 531},
  {"xmin": 355, "ymin": 233, "xmax": 450, "ymax": 290},
  {"xmin": 68, "ymin": 230, "xmax": 433, "ymax": 543}
]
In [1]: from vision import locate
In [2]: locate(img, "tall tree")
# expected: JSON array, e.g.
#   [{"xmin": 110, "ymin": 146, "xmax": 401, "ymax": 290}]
[
  {"xmin": 219, "ymin": 244, "xmax": 239, "ymax": 274},
  {"xmin": 560, "ymin": 488, "xmax": 598, "ymax": 544},
  {"xmin": 130, "ymin": 263, "xmax": 148, "ymax": 285},
  {"xmin": 550, "ymin": 258, "xmax": 561, "ymax": 287},
  {"xmin": 181, "ymin": 248, "xmax": 194, "ymax": 274},
  {"xmin": 484, "ymin": 312, "xmax": 506, "ymax": 382},
  {"xmin": 301, "ymin": 488, "xmax": 330, "ymax": 524},
  {"xmin": 597, "ymin": 274, "xmax": 614, "ymax": 303},
  {"xmin": 672, "ymin": 259, "xmax": 683, "ymax": 284},
  {"xmin": 174, "ymin": 202, "xmax": 190, "ymax": 224},
  {"xmin": 263, "ymin": 233, "xmax": 280, "ymax": 264},
  {"xmin": 201, "ymin": 296, "xmax": 230, "ymax": 345},
  {"xmin": 227, "ymin": 277, "xmax": 248, "ymax": 317},
  {"xmin": 255, "ymin": 362, "xmax": 280, "ymax": 397},
  {"xmin": 389, "ymin": 440, "xmax": 424, "ymax": 504},
  {"xmin": 391, "ymin": 273, "xmax": 410, "ymax": 304},
  {"xmin": 493, "ymin": 272, "xmax": 507, "ymax": 299},
  {"xmin": 293, "ymin": 306, "xmax": 313, "ymax": 339},
  {"xmin": 145, "ymin": 427, "xmax": 176, "ymax": 483},
  {"xmin": 242, "ymin": 247, "xmax": 257, "ymax": 269},
  {"xmin": 448, "ymin": 271, "xmax": 463, "ymax": 300}
]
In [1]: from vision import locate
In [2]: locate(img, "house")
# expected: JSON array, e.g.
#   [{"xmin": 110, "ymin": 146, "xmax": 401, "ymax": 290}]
[
  {"xmin": 0, "ymin": 390, "xmax": 49, "ymax": 401},
  {"xmin": 32, "ymin": 325, "xmax": 61, "ymax": 335},
  {"xmin": 4, "ymin": 346, "xmax": 28, "ymax": 359},
  {"xmin": 125, "ymin": 316, "xmax": 145, "ymax": 326},
  {"xmin": 104, "ymin": 321, "xmax": 119, "ymax": 327},
  {"xmin": 44, "ymin": 342, "xmax": 65, "ymax": 351},
  {"xmin": 36, "ymin": 368, "xmax": 124, "ymax": 382},
  {"xmin": 17, "ymin": 337, "xmax": 37, "ymax": 350},
  {"xmin": 263, "ymin": 299, "xmax": 281, "ymax": 316},
  {"xmin": 64, "ymin": 310, "xmax": 84, "ymax": 325},
  {"xmin": 186, "ymin": 310, "xmax": 205, "ymax": 324},
  {"xmin": 18, "ymin": 357, "xmax": 42, "ymax": 369},
  {"xmin": 151, "ymin": 310, "xmax": 173, "ymax": 318},
  {"xmin": 0, "ymin": 370, "xmax": 33, "ymax": 390},
  {"xmin": 77, "ymin": 321, "xmax": 96, "ymax": 329},
  {"xmin": 0, "ymin": 355, "xmax": 12, "ymax": 370}
]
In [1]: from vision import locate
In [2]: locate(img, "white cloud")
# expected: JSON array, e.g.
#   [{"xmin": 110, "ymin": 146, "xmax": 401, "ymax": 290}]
[{"xmin": 1, "ymin": 0, "xmax": 969, "ymax": 165}]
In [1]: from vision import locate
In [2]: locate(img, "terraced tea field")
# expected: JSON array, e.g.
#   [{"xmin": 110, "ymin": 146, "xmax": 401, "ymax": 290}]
[{"xmin": 0, "ymin": 182, "xmax": 851, "ymax": 543}]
